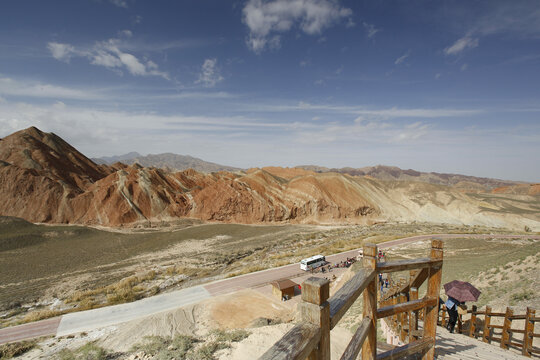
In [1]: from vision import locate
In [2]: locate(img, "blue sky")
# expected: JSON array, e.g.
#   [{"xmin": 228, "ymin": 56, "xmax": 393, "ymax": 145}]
[{"xmin": 0, "ymin": 0, "xmax": 539, "ymax": 181}]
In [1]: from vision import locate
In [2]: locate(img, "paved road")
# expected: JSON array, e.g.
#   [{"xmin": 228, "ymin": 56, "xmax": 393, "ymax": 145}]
[
  {"xmin": 56, "ymin": 285, "xmax": 211, "ymax": 336},
  {"xmin": 1, "ymin": 233, "xmax": 538, "ymax": 344},
  {"xmin": 0, "ymin": 317, "xmax": 61, "ymax": 344}
]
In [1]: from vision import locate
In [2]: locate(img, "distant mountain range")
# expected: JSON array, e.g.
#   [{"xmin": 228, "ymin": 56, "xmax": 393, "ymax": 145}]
[
  {"xmin": 93, "ymin": 152, "xmax": 142, "ymax": 165},
  {"xmin": 93, "ymin": 152, "xmax": 241, "ymax": 173},
  {"xmin": 94, "ymin": 155, "xmax": 523, "ymax": 191},
  {"xmin": 1, "ymin": 127, "xmax": 538, "ymax": 230},
  {"xmin": 296, "ymin": 165, "xmax": 524, "ymax": 191}
]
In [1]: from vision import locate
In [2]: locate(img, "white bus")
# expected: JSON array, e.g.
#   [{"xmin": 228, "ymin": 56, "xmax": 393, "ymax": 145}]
[{"xmin": 300, "ymin": 255, "xmax": 326, "ymax": 271}]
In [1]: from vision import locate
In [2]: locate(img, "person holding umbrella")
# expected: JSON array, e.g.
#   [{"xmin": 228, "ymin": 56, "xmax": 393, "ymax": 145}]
[
  {"xmin": 444, "ymin": 295, "xmax": 461, "ymax": 333},
  {"xmin": 443, "ymin": 280, "xmax": 481, "ymax": 333}
]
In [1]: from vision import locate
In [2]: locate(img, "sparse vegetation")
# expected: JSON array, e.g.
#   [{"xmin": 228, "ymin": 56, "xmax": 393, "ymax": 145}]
[
  {"xmin": 211, "ymin": 329, "xmax": 251, "ymax": 343},
  {"xmin": 126, "ymin": 329, "xmax": 250, "ymax": 360},
  {"xmin": 53, "ymin": 342, "xmax": 109, "ymax": 360},
  {"xmin": 130, "ymin": 334, "xmax": 198, "ymax": 359},
  {"xmin": 0, "ymin": 340, "xmax": 36, "ymax": 359},
  {"xmin": 511, "ymin": 290, "xmax": 534, "ymax": 303},
  {"xmin": 22, "ymin": 309, "xmax": 64, "ymax": 323}
]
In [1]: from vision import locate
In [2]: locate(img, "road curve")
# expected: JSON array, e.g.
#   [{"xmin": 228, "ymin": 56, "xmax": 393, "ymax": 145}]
[{"xmin": 1, "ymin": 233, "xmax": 538, "ymax": 344}]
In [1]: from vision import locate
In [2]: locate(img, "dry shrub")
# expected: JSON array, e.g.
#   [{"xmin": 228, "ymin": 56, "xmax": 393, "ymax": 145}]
[
  {"xmin": 165, "ymin": 266, "xmax": 177, "ymax": 276},
  {"xmin": 130, "ymin": 334, "xmax": 198, "ymax": 359},
  {"xmin": 106, "ymin": 287, "xmax": 138, "ymax": 305},
  {"xmin": 22, "ymin": 309, "xmax": 63, "ymax": 323},
  {"xmin": 138, "ymin": 270, "xmax": 157, "ymax": 282},
  {"xmin": 132, "ymin": 285, "xmax": 145, "ymax": 293},
  {"xmin": 77, "ymin": 298, "xmax": 97, "ymax": 311},
  {"xmin": 66, "ymin": 288, "xmax": 104, "ymax": 303},
  {"xmin": 53, "ymin": 342, "xmax": 109, "ymax": 360},
  {"xmin": 227, "ymin": 265, "xmax": 266, "ymax": 278},
  {"xmin": 0, "ymin": 340, "xmax": 36, "ymax": 358}
]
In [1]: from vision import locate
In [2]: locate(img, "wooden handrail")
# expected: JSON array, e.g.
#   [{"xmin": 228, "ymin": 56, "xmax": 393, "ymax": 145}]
[
  {"xmin": 380, "ymin": 267, "xmax": 428, "ymax": 302},
  {"xmin": 510, "ymin": 314, "xmax": 527, "ymax": 320},
  {"xmin": 329, "ymin": 268, "xmax": 376, "ymax": 329},
  {"xmin": 259, "ymin": 240, "xmax": 444, "ymax": 360},
  {"xmin": 340, "ymin": 317, "xmax": 372, "ymax": 360},
  {"xmin": 377, "ymin": 297, "xmax": 437, "ymax": 319},
  {"xmin": 377, "ymin": 338, "xmax": 435, "ymax": 360},
  {"xmin": 437, "ymin": 303, "xmax": 540, "ymax": 357},
  {"xmin": 258, "ymin": 323, "xmax": 321, "ymax": 360},
  {"xmin": 377, "ymin": 258, "xmax": 442, "ymax": 273},
  {"xmin": 487, "ymin": 312, "xmax": 506, "ymax": 317}
]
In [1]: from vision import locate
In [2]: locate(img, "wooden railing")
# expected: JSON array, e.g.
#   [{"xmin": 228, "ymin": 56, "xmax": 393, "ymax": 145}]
[
  {"xmin": 380, "ymin": 267, "xmax": 539, "ymax": 358},
  {"xmin": 438, "ymin": 305, "xmax": 539, "ymax": 357},
  {"xmin": 259, "ymin": 239, "xmax": 444, "ymax": 360}
]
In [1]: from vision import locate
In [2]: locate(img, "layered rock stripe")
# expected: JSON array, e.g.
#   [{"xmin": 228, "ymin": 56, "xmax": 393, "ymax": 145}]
[{"xmin": 1, "ymin": 127, "xmax": 539, "ymax": 230}]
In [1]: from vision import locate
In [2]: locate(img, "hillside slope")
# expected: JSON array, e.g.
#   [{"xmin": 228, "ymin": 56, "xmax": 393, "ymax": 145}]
[{"xmin": 1, "ymin": 127, "xmax": 538, "ymax": 230}]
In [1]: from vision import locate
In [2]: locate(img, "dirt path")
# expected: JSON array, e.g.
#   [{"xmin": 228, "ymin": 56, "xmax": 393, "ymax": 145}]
[{"xmin": 1, "ymin": 233, "xmax": 538, "ymax": 345}]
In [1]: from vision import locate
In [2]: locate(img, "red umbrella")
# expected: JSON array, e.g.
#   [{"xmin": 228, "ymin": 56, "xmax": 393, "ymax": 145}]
[{"xmin": 444, "ymin": 280, "xmax": 481, "ymax": 302}]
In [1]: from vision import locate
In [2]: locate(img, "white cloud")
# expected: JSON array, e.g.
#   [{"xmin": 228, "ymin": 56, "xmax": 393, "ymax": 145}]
[
  {"xmin": 0, "ymin": 77, "xmax": 103, "ymax": 100},
  {"xmin": 47, "ymin": 42, "xmax": 76, "ymax": 62},
  {"xmin": 248, "ymin": 102, "xmax": 483, "ymax": 119},
  {"xmin": 196, "ymin": 58, "xmax": 224, "ymax": 88},
  {"xmin": 363, "ymin": 22, "xmax": 380, "ymax": 39},
  {"xmin": 435, "ymin": 73, "xmax": 441, "ymax": 80},
  {"xmin": 155, "ymin": 91, "xmax": 234, "ymax": 100},
  {"xmin": 1, "ymin": 98, "xmax": 538, "ymax": 181},
  {"xmin": 47, "ymin": 33, "xmax": 170, "ymax": 80},
  {"xmin": 394, "ymin": 50, "xmax": 411, "ymax": 65},
  {"xmin": 119, "ymin": 29, "xmax": 132, "ymax": 38},
  {"xmin": 110, "ymin": 0, "xmax": 128, "ymax": 8},
  {"xmin": 242, "ymin": 0, "xmax": 352, "ymax": 53},
  {"xmin": 444, "ymin": 36, "xmax": 479, "ymax": 55},
  {"xmin": 460, "ymin": 63, "xmax": 468, "ymax": 71},
  {"xmin": 91, "ymin": 50, "xmax": 123, "ymax": 68},
  {"xmin": 117, "ymin": 52, "xmax": 146, "ymax": 75}
]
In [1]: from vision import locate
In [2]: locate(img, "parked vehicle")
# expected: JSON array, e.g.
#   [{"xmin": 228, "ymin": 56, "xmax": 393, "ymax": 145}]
[{"xmin": 300, "ymin": 255, "xmax": 326, "ymax": 271}]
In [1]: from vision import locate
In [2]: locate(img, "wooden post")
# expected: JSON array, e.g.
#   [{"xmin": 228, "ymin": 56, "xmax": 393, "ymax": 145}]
[
  {"xmin": 457, "ymin": 314, "xmax": 463, "ymax": 334},
  {"xmin": 482, "ymin": 306, "xmax": 492, "ymax": 343},
  {"xmin": 522, "ymin": 307, "xmax": 535, "ymax": 357},
  {"xmin": 392, "ymin": 295, "xmax": 398, "ymax": 330},
  {"xmin": 362, "ymin": 243, "xmax": 377, "ymax": 360},
  {"xmin": 469, "ymin": 305, "xmax": 477, "ymax": 338},
  {"xmin": 440, "ymin": 306, "xmax": 447, "ymax": 328},
  {"xmin": 300, "ymin": 277, "xmax": 330, "ymax": 360},
  {"xmin": 399, "ymin": 293, "xmax": 407, "ymax": 341},
  {"xmin": 500, "ymin": 307, "xmax": 513, "ymax": 350},
  {"xmin": 422, "ymin": 239, "xmax": 443, "ymax": 360},
  {"xmin": 409, "ymin": 287, "xmax": 419, "ymax": 342}
]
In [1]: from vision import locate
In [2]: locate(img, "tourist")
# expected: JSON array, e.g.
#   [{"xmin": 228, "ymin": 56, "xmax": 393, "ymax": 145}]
[{"xmin": 445, "ymin": 296, "xmax": 461, "ymax": 333}]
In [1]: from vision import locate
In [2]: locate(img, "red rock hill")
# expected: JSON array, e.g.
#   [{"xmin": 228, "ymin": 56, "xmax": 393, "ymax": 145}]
[{"xmin": 1, "ymin": 127, "xmax": 538, "ymax": 231}]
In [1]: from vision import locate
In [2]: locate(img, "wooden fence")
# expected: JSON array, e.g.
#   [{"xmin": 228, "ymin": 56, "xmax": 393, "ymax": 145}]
[
  {"xmin": 259, "ymin": 239, "xmax": 444, "ymax": 360},
  {"xmin": 438, "ymin": 305, "xmax": 539, "ymax": 357},
  {"xmin": 380, "ymin": 263, "xmax": 539, "ymax": 358}
]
